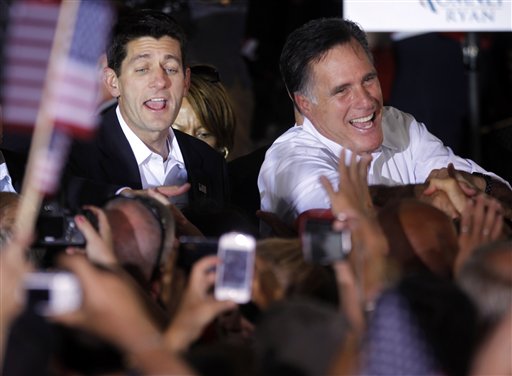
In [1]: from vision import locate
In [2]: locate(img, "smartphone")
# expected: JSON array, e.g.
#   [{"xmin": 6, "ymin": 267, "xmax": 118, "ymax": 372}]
[
  {"xmin": 214, "ymin": 232, "xmax": 256, "ymax": 304},
  {"xmin": 23, "ymin": 272, "xmax": 82, "ymax": 316},
  {"xmin": 298, "ymin": 210, "xmax": 352, "ymax": 265},
  {"xmin": 176, "ymin": 236, "xmax": 219, "ymax": 274}
]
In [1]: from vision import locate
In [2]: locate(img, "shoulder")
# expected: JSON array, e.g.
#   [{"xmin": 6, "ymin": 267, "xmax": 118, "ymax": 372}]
[
  {"xmin": 264, "ymin": 126, "xmax": 334, "ymax": 162},
  {"xmin": 381, "ymin": 106, "xmax": 426, "ymax": 151}
]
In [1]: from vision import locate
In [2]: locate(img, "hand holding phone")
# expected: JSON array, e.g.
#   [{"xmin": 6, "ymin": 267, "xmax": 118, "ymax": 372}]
[
  {"xmin": 214, "ymin": 232, "xmax": 256, "ymax": 304},
  {"xmin": 298, "ymin": 210, "xmax": 352, "ymax": 265}
]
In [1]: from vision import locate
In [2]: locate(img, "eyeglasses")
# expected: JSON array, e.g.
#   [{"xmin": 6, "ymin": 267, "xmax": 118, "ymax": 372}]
[{"xmin": 190, "ymin": 64, "xmax": 221, "ymax": 83}]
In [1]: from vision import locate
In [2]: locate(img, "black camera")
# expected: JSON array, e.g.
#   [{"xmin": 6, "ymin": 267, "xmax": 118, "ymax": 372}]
[{"xmin": 34, "ymin": 202, "xmax": 97, "ymax": 249}]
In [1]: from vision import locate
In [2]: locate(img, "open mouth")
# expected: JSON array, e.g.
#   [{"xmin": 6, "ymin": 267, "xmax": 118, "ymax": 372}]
[
  {"xmin": 349, "ymin": 113, "xmax": 375, "ymax": 130},
  {"xmin": 144, "ymin": 98, "xmax": 167, "ymax": 111}
]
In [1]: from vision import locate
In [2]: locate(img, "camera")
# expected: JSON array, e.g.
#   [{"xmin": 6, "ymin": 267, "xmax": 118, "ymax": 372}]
[
  {"xmin": 34, "ymin": 202, "xmax": 97, "ymax": 249},
  {"xmin": 176, "ymin": 236, "xmax": 219, "ymax": 274},
  {"xmin": 214, "ymin": 232, "xmax": 256, "ymax": 304},
  {"xmin": 298, "ymin": 209, "xmax": 352, "ymax": 265},
  {"xmin": 23, "ymin": 271, "xmax": 82, "ymax": 316}
]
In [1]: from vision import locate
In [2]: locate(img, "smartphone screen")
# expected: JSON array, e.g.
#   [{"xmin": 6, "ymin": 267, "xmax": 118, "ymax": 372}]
[{"xmin": 220, "ymin": 249, "xmax": 250, "ymax": 288}]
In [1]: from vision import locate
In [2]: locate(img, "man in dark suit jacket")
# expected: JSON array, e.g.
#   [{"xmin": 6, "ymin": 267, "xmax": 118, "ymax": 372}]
[
  {"xmin": 62, "ymin": 9, "xmax": 229, "ymax": 209},
  {"xmin": 65, "ymin": 104, "xmax": 228, "ymax": 208}
]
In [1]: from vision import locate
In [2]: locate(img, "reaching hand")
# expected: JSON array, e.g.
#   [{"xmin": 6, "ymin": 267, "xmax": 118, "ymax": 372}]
[
  {"xmin": 422, "ymin": 164, "xmax": 479, "ymax": 218},
  {"xmin": 320, "ymin": 149, "xmax": 388, "ymax": 332},
  {"xmin": 164, "ymin": 255, "xmax": 237, "ymax": 352},
  {"xmin": 68, "ymin": 206, "xmax": 117, "ymax": 266},
  {"xmin": 51, "ymin": 254, "xmax": 194, "ymax": 374},
  {"xmin": 319, "ymin": 150, "xmax": 374, "ymax": 231},
  {"xmin": 455, "ymin": 194, "xmax": 504, "ymax": 274},
  {"xmin": 50, "ymin": 255, "xmax": 160, "ymax": 350}
]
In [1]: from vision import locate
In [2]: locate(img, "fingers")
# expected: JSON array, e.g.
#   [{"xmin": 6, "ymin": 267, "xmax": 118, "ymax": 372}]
[
  {"xmin": 156, "ymin": 183, "xmax": 191, "ymax": 198},
  {"xmin": 145, "ymin": 188, "xmax": 170, "ymax": 207},
  {"xmin": 320, "ymin": 175, "xmax": 335, "ymax": 198},
  {"xmin": 481, "ymin": 196, "xmax": 503, "ymax": 241},
  {"xmin": 459, "ymin": 195, "xmax": 504, "ymax": 242}
]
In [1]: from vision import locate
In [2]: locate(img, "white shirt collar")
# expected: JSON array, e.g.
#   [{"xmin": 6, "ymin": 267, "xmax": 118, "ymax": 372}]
[
  {"xmin": 115, "ymin": 106, "xmax": 184, "ymax": 165},
  {"xmin": 0, "ymin": 158, "xmax": 16, "ymax": 193}
]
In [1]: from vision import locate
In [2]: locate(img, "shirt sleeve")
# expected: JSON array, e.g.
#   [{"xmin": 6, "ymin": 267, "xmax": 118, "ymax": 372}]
[
  {"xmin": 258, "ymin": 143, "xmax": 339, "ymax": 225},
  {"xmin": 409, "ymin": 120, "xmax": 509, "ymax": 186}
]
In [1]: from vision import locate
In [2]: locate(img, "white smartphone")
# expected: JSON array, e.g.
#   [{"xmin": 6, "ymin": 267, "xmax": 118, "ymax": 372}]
[
  {"xmin": 23, "ymin": 272, "xmax": 82, "ymax": 316},
  {"xmin": 214, "ymin": 232, "xmax": 256, "ymax": 304}
]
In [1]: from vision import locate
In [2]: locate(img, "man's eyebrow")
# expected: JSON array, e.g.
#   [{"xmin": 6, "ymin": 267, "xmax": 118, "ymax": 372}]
[
  {"xmin": 127, "ymin": 53, "xmax": 182, "ymax": 65},
  {"xmin": 330, "ymin": 83, "xmax": 350, "ymax": 96},
  {"xmin": 127, "ymin": 53, "xmax": 151, "ymax": 65}
]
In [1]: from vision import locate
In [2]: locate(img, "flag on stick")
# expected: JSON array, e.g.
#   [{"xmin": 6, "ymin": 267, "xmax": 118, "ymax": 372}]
[{"xmin": 1, "ymin": 0, "xmax": 114, "ymax": 238}]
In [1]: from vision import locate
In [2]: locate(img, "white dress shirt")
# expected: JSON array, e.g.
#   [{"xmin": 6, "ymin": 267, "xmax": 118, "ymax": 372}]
[
  {"xmin": 0, "ymin": 151, "xmax": 16, "ymax": 193},
  {"xmin": 117, "ymin": 106, "xmax": 188, "ymax": 207},
  {"xmin": 258, "ymin": 106, "xmax": 506, "ymax": 225}
]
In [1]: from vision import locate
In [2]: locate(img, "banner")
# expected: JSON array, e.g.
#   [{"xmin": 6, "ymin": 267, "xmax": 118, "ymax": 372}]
[{"xmin": 343, "ymin": 0, "xmax": 512, "ymax": 32}]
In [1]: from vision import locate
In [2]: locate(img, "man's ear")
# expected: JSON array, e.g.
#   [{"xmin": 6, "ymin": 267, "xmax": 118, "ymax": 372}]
[
  {"xmin": 294, "ymin": 92, "xmax": 312, "ymax": 118},
  {"xmin": 183, "ymin": 66, "xmax": 191, "ymax": 97},
  {"xmin": 103, "ymin": 67, "xmax": 121, "ymax": 98}
]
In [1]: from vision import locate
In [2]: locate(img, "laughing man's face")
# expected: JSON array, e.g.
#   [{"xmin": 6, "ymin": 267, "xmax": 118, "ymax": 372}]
[{"xmin": 298, "ymin": 39, "xmax": 384, "ymax": 154}]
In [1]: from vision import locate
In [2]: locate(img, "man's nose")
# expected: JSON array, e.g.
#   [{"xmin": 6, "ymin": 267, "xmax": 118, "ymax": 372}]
[
  {"xmin": 150, "ymin": 68, "xmax": 170, "ymax": 89},
  {"xmin": 353, "ymin": 86, "xmax": 374, "ymax": 107}
]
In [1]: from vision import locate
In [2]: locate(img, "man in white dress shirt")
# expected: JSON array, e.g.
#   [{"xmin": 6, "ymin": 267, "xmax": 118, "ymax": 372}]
[{"xmin": 258, "ymin": 18, "xmax": 511, "ymax": 226}]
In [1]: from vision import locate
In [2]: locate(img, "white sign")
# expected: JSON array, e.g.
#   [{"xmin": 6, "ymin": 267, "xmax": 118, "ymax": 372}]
[{"xmin": 343, "ymin": 0, "xmax": 512, "ymax": 31}]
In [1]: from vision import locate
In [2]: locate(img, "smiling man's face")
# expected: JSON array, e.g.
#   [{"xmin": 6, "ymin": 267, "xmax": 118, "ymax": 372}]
[
  {"xmin": 106, "ymin": 36, "xmax": 189, "ymax": 143},
  {"xmin": 297, "ymin": 39, "xmax": 384, "ymax": 154}
]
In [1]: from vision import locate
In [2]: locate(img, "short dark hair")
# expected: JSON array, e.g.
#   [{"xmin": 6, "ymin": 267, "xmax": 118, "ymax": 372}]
[
  {"xmin": 107, "ymin": 8, "xmax": 188, "ymax": 76},
  {"xmin": 279, "ymin": 18, "xmax": 371, "ymax": 100}
]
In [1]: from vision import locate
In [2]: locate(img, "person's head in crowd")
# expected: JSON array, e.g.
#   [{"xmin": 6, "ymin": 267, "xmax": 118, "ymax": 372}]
[
  {"xmin": 378, "ymin": 199, "xmax": 459, "ymax": 278},
  {"xmin": 457, "ymin": 240, "xmax": 512, "ymax": 335},
  {"xmin": 173, "ymin": 64, "xmax": 236, "ymax": 158},
  {"xmin": 280, "ymin": 17, "xmax": 383, "ymax": 154},
  {"xmin": 253, "ymin": 298, "xmax": 347, "ymax": 376},
  {"xmin": 103, "ymin": 194, "xmax": 175, "ymax": 295},
  {"xmin": 252, "ymin": 237, "xmax": 338, "ymax": 310},
  {"xmin": 363, "ymin": 274, "xmax": 478, "ymax": 376},
  {"xmin": 103, "ymin": 8, "xmax": 190, "ymax": 141},
  {"xmin": 0, "ymin": 192, "xmax": 19, "ymax": 249}
]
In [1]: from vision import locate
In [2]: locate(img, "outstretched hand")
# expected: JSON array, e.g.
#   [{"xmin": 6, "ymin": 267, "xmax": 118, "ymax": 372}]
[
  {"xmin": 319, "ymin": 150, "xmax": 374, "ymax": 231},
  {"xmin": 422, "ymin": 163, "xmax": 478, "ymax": 218},
  {"xmin": 455, "ymin": 194, "xmax": 504, "ymax": 274},
  {"xmin": 68, "ymin": 206, "xmax": 117, "ymax": 266},
  {"xmin": 164, "ymin": 255, "xmax": 237, "ymax": 352}
]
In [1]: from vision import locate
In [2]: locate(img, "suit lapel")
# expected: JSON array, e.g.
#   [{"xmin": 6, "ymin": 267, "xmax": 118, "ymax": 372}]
[
  {"xmin": 174, "ymin": 130, "xmax": 211, "ymax": 200},
  {"xmin": 97, "ymin": 106, "xmax": 142, "ymax": 189}
]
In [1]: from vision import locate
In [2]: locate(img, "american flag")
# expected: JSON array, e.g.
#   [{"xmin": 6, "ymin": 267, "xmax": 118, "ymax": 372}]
[
  {"xmin": 1, "ymin": 0, "xmax": 114, "ymax": 194},
  {"xmin": 1, "ymin": 0, "xmax": 60, "ymax": 130},
  {"xmin": 49, "ymin": 0, "xmax": 113, "ymax": 139}
]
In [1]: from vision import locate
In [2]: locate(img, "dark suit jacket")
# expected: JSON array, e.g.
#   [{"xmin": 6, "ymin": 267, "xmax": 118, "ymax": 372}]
[
  {"xmin": 1, "ymin": 147, "xmax": 27, "ymax": 193},
  {"xmin": 63, "ymin": 105, "xmax": 229, "ymax": 209}
]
